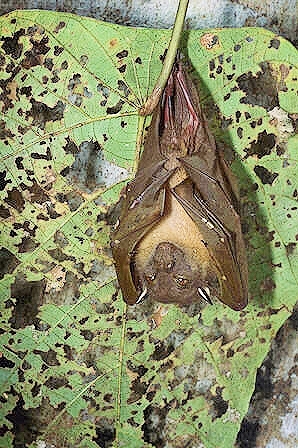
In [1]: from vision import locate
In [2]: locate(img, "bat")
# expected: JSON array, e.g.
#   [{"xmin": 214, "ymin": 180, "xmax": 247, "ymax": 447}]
[{"xmin": 111, "ymin": 59, "xmax": 248, "ymax": 311}]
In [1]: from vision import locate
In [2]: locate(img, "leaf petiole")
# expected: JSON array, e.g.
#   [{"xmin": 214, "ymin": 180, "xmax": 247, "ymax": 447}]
[{"xmin": 139, "ymin": 0, "xmax": 189, "ymax": 116}]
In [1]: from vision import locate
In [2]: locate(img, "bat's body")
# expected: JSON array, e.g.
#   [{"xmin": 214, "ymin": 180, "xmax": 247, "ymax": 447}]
[{"xmin": 111, "ymin": 61, "xmax": 248, "ymax": 311}]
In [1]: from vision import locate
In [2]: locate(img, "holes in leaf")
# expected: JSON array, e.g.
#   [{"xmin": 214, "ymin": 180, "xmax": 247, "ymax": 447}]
[
  {"xmin": 0, "ymin": 120, "xmax": 14, "ymax": 141},
  {"xmin": 268, "ymin": 38, "xmax": 280, "ymax": 49},
  {"xmin": 16, "ymin": 236, "xmax": 39, "ymax": 253},
  {"xmin": 0, "ymin": 355, "xmax": 15, "ymax": 368},
  {"xmin": 1, "ymin": 28, "xmax": 25, "ymax": 59},
  {"xmin": 62, "ymin": 140, "xmax": 128, "ymax": 193},
  {"xmin": 10, "ymin": 275, "xmax": 45, "ymax": 329},
  {"xmin": 116, "ymin": 49, "xmax": 128, "ymax": 59},
  {"xmin": 117, "ymin": 79, "xmax": 130, "ymax": 97},
  {"xmin": 53, "ymin": 45, "xmax": 63, "ymax": 56},
  {"xmin": 237, "ymin": 62, "xmax": 279, "ymax": 111},
  {"xmin": 151, "ymin": 331, "xmax": 187, "ymax": 361},
  {"xmin": 44, "ymin": 376, "xmax": 68, "ymax": 389},
  {"xmin": 63, "ymin": 136, "xmax": 79, "ymax": 155},
  {"xmin": 286, "ymin": 242, "xmax": 296, "ymax": 256},
  {"xmin": 4, "ymin": 187, "xmax": 25, "ymax": 211},
  {"xmin": 106, "ymin": 99, "xmax": 124, "ymax": 114},
  {"xmin": 151, "ymin": 339, "xmax": 175, "ymax": 361},
  {"xmin": 26, "ymin": 99, "xmax": 65, "ymax": 129},
  {"xmin": 260, "ymin": 276, "xmax": 276, "ymax": 293},
  {"xmin": 142, "ymin": 404, "xmax": 170, "ymax": 447},
  {"xmin": 0, "ymin": 247, "xmax": 20, "ymax": 279},
  {"xmin": 94, "ymin": 418, "xmax": 115, "ymax": 448},
  {"xmin": 254, "ymin": 165, "xmax": 278, "ymax": 185},
  {"xmin": 210, "ymin": 387, "xmax": 228, "ymax": 420},
  {"xmin": 22, "ymin": 35, "xmax": 50, "ymax": 68},
  {"xmin": 7, "ymin": 398, "xmax": 41, "ymax": 446},
  {"xmin": 244, "ymin": 131, "xmax": 276, "ymax": 159}
]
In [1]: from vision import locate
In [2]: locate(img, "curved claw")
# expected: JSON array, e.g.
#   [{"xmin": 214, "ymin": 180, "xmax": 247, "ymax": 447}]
[
  {"xmin": 136, "ymin": 287, "xmax": 148, "ymax": 304},
  {"xmin": 198, "ymin": 287, "xmax": 212, "ymax": 305}
]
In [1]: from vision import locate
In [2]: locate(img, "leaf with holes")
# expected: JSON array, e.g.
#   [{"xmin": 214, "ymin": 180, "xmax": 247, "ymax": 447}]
[{"xmin": 0, "ymin": 10, "xmax": 297, "ymax": 448}]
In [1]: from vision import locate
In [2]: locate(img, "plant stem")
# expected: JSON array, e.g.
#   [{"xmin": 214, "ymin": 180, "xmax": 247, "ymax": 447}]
[{"xmin": 139, "ymin": 0, "xmax": 189, "ymax": 116}]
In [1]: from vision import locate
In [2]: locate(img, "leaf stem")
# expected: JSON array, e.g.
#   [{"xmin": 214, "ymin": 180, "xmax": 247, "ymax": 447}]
[{"xmin": 139, "ymin": 0, "xmax": 189, "ymax": 116}]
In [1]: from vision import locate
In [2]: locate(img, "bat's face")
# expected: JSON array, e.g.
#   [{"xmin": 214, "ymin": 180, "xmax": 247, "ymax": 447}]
[{"xmin": 135, "ymin": 242, "xmax": 218, "ymax": 305}]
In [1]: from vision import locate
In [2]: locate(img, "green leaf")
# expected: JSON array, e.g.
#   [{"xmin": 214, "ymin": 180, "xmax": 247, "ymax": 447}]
[{"xmin": 0, "ymin": 10, "xmax": 297, "ymax": 448}]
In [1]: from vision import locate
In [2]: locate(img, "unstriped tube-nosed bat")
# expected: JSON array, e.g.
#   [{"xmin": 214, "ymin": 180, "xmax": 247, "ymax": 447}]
[{"xmin": 111, "ymin": 60, "xmax": 248, "ymax": 311}]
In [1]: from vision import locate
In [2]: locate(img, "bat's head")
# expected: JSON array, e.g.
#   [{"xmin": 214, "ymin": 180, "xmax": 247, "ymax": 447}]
[{"xmin": 135, "ymin": 242, "xmax": 218, "ymax": 305}]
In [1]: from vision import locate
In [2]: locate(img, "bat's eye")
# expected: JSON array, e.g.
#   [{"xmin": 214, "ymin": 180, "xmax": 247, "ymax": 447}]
[
  {"xmin": 145, "ymin": 273, "xmax": 156, "ymax": 282},
  {"xmin": 175, "ymin": 276, "xmax": 191, "ymax": 288}
]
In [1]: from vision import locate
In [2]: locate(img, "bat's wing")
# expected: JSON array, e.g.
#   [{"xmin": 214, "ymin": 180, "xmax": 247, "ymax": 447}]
[
  {"xmin": 111, "ymin": 162, "xmax": 175, "ymax": 304},
  {"xmin": 174, "ymin": 155, "xmax": 248, "ymax": 310}
]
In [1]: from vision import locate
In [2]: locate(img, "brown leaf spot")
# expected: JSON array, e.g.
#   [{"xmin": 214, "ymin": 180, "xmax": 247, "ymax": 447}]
[
  {"xmin": 109, "ymin": 38, "xmax": 118, "ymax": 47},
  {"xmin": 200, "ymin": 33, "xmax": 220, "ymax": 50},
  {"xmin": 6, "ymin": 80, "xmax": 18, "ymax": 101},
  {"xmin": 54, "ymin": 21, "xmax": 66, "ymax": 33}
]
